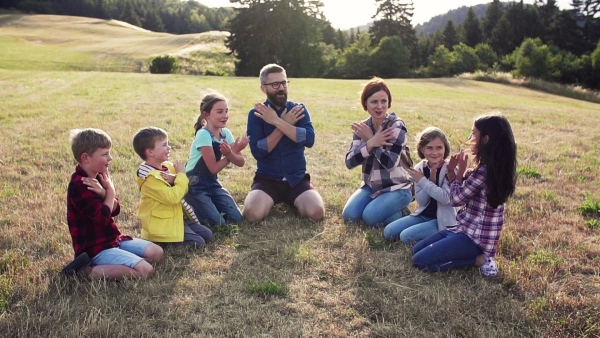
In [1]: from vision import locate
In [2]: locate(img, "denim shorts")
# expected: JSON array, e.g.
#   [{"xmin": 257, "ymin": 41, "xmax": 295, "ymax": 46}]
[{"xmin": 91, "ymin": 238, "xmax": 151, "ymax": 268}]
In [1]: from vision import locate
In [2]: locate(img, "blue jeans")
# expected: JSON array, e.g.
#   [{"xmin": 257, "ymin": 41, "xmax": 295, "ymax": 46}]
[
  {"xmin": 411, "ymin": 230, "xmax": 483, "ymax": 272},
  {"xmin": 185, "ymin": 175, "xmax": 242, "ymax": 226},
  {"xmin": 342, "ymin": 186, "xmax": 412, "ymax": 227},
  {"xmin": 183, "ymin": 219, "xmax": 213, "ymax": 246},
  {"xmin": 384, "ymin": 215, "xmax": 438, "ymax": 244}
]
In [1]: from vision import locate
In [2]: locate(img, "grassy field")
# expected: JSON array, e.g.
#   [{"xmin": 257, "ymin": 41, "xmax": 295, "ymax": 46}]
[
  {"xmin": 0, "ymin": 14, "xmax": 234, "ymax": 74},
  {"xmin": 1, "ymin": 13, "xmax": 600, "ymax": 338},
  {"xmin": 0, "ymin": 69, "xmax": 599, "ymax": 337}
]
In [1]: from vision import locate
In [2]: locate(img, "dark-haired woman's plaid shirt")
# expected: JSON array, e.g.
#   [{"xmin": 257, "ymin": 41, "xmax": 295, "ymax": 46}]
[
  {"xmin": 66, "ymin": 165, "xmax": 131, "ymax": 258},
  {"xmin": 449, "ymin": 165, "xmax": 504, "ymax": 257},
  {"xmin": 345, "ymin": 113, "xmax": 412, "ymax": 198}
]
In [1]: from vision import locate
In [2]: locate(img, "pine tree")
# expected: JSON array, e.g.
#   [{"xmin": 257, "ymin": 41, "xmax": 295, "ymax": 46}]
[
  {"xmin": 503, "ymin": 1, "xmax": 542, "ymax": 56},
  {"xmin": 369, "ymin": 0, "xmax": 416, "ymax": 50},
  {"xmin": 482, "ymin": 0, "xmax": 504, "ymax": 43},
  {"xmin": 336, "ymin": 29, "xmax": 348, "ymax": 50},
  {"xmin": 144, "ymin": 9, "xmax": 165, "ymax": 32},
  {"xmin": 536, "ymin": 0, "xmax": 559, "ymax": 42},
  {"xmin": 120, "ymin": 0, "xmax": 142, "ymax": 27},
  {"xmin": 442, "ymin": 20, "xmax": 458, "ymax": 51},
  {"xmin": 489, "ymin": 15, "xmax": 512, "ymax": 56},
  {"xmin": 462, "ymin": 7, "xmax": 482, "ymax": 47},
  {"xmin": 570, "ymin": 0, "xmax": 600, "ymax": 52},
  {"xmin": 549, "ymin": 9, "xmax": 586, "ymax": 54}
]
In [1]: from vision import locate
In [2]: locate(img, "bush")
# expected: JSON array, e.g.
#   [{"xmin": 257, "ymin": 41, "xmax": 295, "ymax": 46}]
[
  {"xmin": 474, "ymin": 43, "xmax": 498, "ymax": 70},
  {"xmin": 452, "ymin": 43, "xmax": 480, "ymax": 74},
  {"xmin": 369, "ymin": 36, "xmax": 411, "ymax": 78},
  {"xmin": 427, "ymin": 45, "xmax": 454, "ymax": 77},
  {"xmin": 514, "ymin": 38, "xmax": 551, "ymax": 80},
  {"xmin": 204, "ymin": 68, "xmax": 226, "ymax": 76},
  {"xmin": 148, "ymin": 55, "xmax": 179, "ymax": 74}
]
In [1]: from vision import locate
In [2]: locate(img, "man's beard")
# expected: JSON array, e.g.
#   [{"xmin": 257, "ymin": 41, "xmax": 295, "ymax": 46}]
[{"xmin": 267, "ymin": 90, "xmax": 287, "ymax": 108}]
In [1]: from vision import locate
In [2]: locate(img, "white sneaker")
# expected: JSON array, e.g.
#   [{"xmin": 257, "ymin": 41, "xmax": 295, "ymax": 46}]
[{"xmin": 479, "ymin": 256, "xmax": 498, "ymax": 277}]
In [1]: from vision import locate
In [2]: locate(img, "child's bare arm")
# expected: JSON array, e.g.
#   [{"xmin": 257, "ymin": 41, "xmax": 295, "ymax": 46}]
[
  {"xmin": 222, "ymin": 141, "xmax": 245, "ymax": 167},
  {"xmin": 231, "ymin": 134, "xmax": 249, "ymax": 154}
]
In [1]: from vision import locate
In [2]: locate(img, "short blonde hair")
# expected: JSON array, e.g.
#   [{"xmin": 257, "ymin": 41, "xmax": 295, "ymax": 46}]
[
  {"xmin": 132, "ymin": 126, "xmax": 168, "ymax": 160},
  {"xmin": 69, "ymin": 128, "xmax": 112, "ymax": 163}
]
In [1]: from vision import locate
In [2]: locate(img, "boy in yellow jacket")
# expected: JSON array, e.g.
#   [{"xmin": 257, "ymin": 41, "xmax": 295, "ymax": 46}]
[{"xmin": 133, "ymin": 127, "xmax": 212, "ymax": 247}]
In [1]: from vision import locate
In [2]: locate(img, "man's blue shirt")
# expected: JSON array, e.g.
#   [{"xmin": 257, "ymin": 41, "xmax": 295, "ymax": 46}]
[{"xmin": 247, "ymin": 99, "xmax": 315, "ymax": 187}]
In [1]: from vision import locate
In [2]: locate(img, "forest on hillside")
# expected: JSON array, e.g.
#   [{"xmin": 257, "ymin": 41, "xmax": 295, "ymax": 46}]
[{"xmin": 2, "ymin": 0, "xmax": 600, "ymax": 89}]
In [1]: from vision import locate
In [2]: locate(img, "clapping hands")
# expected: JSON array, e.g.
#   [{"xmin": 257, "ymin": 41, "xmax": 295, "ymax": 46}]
[
  {"xmin": 447, "ymin": 150, "xmax": 468, "ymax": 182},
  {"xmin": 232, "ymin": 134, "xmax": 250, "ymax": 154}
]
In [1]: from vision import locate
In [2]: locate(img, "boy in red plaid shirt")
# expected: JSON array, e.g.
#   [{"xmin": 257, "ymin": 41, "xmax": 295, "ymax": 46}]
[{"xmin": 62, "ymin": 128, "xmax": 163, "ymax": 279}]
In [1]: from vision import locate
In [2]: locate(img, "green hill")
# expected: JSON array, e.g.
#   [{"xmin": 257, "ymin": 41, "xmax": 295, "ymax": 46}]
[{"xmin": 0, "ymin": 14, "xmax": 233, "ymax": 74}]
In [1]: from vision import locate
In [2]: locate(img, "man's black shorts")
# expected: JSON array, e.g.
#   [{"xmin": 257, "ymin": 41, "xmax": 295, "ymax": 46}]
[{"xmin": 250, "ymin": 173, "xmax": 315, "ymax": 206}]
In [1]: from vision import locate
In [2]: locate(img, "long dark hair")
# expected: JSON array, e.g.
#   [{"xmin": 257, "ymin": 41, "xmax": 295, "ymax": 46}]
[{"xmin": 473, "ymin": 112, "xmax": 517, "ymax": 208}]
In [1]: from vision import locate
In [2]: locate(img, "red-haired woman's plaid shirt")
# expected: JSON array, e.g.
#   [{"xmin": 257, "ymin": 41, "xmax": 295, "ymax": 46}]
[
  {"xmin": 345, "ymin": 113, "xmax": 412, "ymax": 198},
  {"xmin": 66, "ymin": 165, "xmax": 131, "ymax": 258}
]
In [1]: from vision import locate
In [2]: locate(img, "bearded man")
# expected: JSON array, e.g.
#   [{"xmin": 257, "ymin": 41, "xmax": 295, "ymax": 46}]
[{"xmin": 243, "ymin": 63, "xmax": 325, "ymax": 223}]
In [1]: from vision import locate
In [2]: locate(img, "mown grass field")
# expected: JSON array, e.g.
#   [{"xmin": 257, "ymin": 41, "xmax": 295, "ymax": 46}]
[
  {"xmin": 1, "ymin": 14, "xmax": 600, "ymax": 338},
  {"xmin": 0, "ymin": 14, "xmax": 234, "ymax": 74}
]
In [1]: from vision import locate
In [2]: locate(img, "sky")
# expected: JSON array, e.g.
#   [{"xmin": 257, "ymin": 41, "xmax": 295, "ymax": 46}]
[{"xmin": 196, "ymin": 0, "xmax": 573, "ymax": 30}]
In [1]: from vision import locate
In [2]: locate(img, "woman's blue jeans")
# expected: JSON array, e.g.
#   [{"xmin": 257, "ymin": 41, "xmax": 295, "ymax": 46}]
[
  {"xmin": 342, "ymin": 186, "xmax": 412, "ymax": 227},
  {"xmin": 411, "ymin": 230, "xmax": 483, "ymax": 272}
]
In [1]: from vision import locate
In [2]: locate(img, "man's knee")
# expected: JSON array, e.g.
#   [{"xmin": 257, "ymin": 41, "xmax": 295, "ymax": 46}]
[
  {"xmin": 303, "ymin": 205, "xmax": 324, "ymax": 221},
  {"xmin": 295, "ymin": 190, "xmax": 324, "ymax": 216},
  {"xmin": 243, "ymin": 207, "xmax": 268, "ymax": 223},
  {"xmin": 243, "ymin": 190, "xmax": 273, "ymax": 222}
]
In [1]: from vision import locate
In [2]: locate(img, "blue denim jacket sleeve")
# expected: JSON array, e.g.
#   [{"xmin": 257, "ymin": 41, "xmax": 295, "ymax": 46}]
[
  {"xmin": 247, "ymin": 108, "xmax": 270, "ymax": 160},
  {"xmin": 296, "ymin": 104, "xmax": 314, "ymax": 148}
]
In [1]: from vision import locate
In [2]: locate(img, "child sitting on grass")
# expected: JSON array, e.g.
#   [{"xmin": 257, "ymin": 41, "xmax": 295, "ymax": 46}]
[
  {"xmin": 411, "ymin": 112, "xmax": 517, "ymax": 277},
  {"xmin": 132, "ymin": 126, "xmax": 213, "ymax": 247},
  {"xmin": 184, "ymin": 93, "xmax": 249, "ymax": 226},
  {"xmin": 62, "ymin": 128, "xmax": 163, "ymax": 279},
  {"xmin": 383, "ymin": 126, "xmax": 458, "ymax": 244}
]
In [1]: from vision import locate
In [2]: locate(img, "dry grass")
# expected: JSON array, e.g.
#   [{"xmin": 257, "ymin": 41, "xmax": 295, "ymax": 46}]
[
  {"xmin": 459, "ymin": 71, "xmax": 600, "ymax": 104},
  {"xmin": 0, "ymin": 14, "xmax": 233, "ymax": 74},
  {"xmin": 0, "ymin": 69, "xmax": 599, "ymax": 337}
]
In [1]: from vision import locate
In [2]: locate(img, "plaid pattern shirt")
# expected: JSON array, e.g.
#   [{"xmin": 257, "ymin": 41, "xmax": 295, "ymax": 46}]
[
  {"xmin": 448, "ymin": 164, "xmax": 504, "ymax": 257},
  {"xmin": 67, "ymin": 165, "xmax": 131, "ymax": 258},
  {"xmin": 345, "ymin": 113, "xmax": 412, "ymax": 198}
]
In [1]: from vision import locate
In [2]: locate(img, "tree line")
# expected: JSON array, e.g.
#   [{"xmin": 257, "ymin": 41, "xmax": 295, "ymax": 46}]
[
  {"xmin": 225, "ymin": 0, "xmax": 600, "ymax": 89},
  {"xmin": 3, "ymin": 0, "xmax": 600, "ymax": 89}
]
